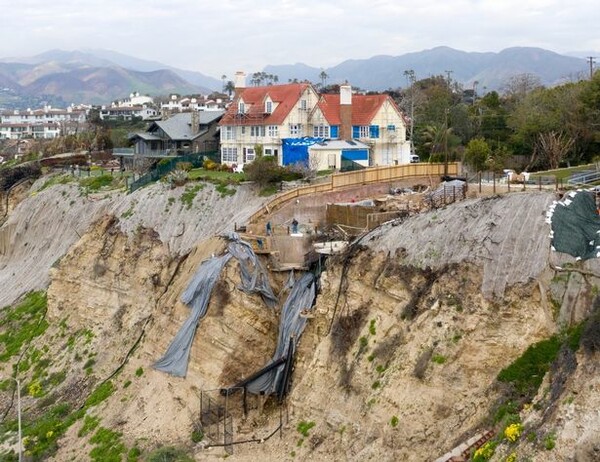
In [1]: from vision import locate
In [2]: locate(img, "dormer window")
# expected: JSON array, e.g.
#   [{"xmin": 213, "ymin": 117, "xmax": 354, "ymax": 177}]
[
  {"xmin": 238, "ymin": 101, "xmax": 245, "ymax": 114},
  {"xmin": 265, "ymin": 101, "xmax": 273, "ymax": 114}
]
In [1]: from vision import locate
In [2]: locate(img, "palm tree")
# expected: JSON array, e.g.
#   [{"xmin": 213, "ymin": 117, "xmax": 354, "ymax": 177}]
[{"xmin": 319, "ymin": 70, "xmax": 329, "ymax": 87}]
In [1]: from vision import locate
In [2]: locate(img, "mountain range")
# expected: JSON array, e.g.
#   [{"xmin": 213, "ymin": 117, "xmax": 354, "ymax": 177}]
[
  {"xmin": 0, "ymin": 47, "xmax": 595, "ymax": 109},
  {"xmin": 265, "ymin": 46, "xmax": 592, "ymax": 91}
]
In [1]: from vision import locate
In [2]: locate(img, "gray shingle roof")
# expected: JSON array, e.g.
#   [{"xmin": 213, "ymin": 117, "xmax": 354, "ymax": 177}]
[{"xmin": 154, "ymin": 111, "xmax": 224, "ymax": 140}]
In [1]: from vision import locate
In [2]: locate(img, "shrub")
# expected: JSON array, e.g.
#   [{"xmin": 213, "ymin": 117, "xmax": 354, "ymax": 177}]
[
  {"xmin": 390, "ymin": 416, "xmax": 399, "ymax": 427},
  {"xmin": 497, "ymin": 336, "xmax": 562, "ymax": 398},
  {"xmin": 472, "ymin": 441, "xmax": 497, "ymax": 462},
  {"xmin": 204, "ymin": 159, "xmax": 218, "ymax": 171},
  {"xmin": 244, "ymin": 156, "xmax": 302, "ymax": 186},
  {"xmin": 135, "ymin": 367, "xmax": 144, "ymax": 377},
  {"xmin": 175, "ymin": 162, "xmax": 192, "ymax": 172},
  {"xmin": 504, "ymin": 423, "xmax": 523, "ymax": 442}
]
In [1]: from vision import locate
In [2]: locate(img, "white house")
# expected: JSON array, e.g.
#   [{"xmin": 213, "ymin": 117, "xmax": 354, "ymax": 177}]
[{"xmin": 218, "ymin": 74, "xmax": 409, "ymax": 169}]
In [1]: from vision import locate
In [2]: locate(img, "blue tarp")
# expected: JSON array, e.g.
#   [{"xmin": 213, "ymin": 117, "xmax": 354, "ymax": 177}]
[
  {"xmin": 341, "ymin": 149, "xmax": 369, "ymax": 161},
  {"xmin": 282, "ymin": 137, "xmax": 324, "ymax": 166}
]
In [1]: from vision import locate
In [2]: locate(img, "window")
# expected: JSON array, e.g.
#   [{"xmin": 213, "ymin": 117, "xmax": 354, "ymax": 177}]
[
  {"xmin": 289, "ymin": 123, "xmax": 302, "ymax": 136},
  {"xmin": 222, "ymin": 126, "xmax": 236, "ymax": 140},
  {"xmin": 352, "ymin": 125, "xmax": 369, "ymax": 138},
  {"xmin": 244, "ymin": 147, "xmax": 255, "ymax": 163},
  {"xmin": 264, "ymin": 148, "xmax": 273, "ymax": 156},
  {"xmin": 369, "ymin": 125, "xmax": 380, "ymax": 138},
  {"xmin": 387, "ymin": 124, "xmax": 396, "ymax": 131},
  {"xmin": 267, "ymin": 125, "xmax": 279, "ymax": 137},
  {"xmin": 300, "ymin": 100, "xmax": 307, "ymax": 110},
  {"xmin": 238, "ymin": 102, "xmax": 245, "ymax": 114},
  {"xmin": 313, "ymin": 125, "xmax": 330, "ymax": 138},
  {"xmin": 330, "ymin": 126, "xmax": 339, "ymax": 138},
  {"xmin": 265, "ymin": 101, "xmax": 272, "ymax": 113},
  {"xmin": 251, "ymin": 126, "xmax": 265, "ymax": 137},
  {"xmin": 222, "ymin": 147, "xmax": 238, "ymax": 163}
]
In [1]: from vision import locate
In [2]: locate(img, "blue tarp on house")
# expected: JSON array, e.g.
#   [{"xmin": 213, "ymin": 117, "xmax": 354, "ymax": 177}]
[
  {"xmin": 341, "ymin": 149, "xmax": 369, "ymax": 161},
  {"xmin": 282, "ymin": 137, "xmax": 324, "ymax": 166}
]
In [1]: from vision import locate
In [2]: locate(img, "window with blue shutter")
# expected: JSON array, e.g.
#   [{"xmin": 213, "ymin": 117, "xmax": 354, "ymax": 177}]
[
  {"xmin": 352, "ymin": 126, "xmax": 360, "ymax": 138},
  {"xmin": 330, "ymin": 126, "xmax": 339, "ymax": 138},
  {"xmin": 369, "ymin": 125, "xmax": 380, "ymax": 138}
]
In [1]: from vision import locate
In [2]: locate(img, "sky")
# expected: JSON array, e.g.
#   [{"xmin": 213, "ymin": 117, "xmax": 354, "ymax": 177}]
[{"xmin": 0, "ymin": 0, "xmax": 599, "ymax": 79}]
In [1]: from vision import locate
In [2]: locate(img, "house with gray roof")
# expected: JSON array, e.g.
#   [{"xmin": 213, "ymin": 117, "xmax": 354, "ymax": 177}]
[{"xmin": 128, "ymin": 111, "xmax": 224, "ymax": 157}]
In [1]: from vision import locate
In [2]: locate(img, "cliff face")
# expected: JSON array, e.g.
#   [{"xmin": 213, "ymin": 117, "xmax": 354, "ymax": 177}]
[{"xmin": 1, "ymin": 180, "xmax": 599, "ymax": 462}]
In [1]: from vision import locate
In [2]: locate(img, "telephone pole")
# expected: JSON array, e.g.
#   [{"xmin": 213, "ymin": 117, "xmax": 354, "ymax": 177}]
[
  {"xmin": 445, "ymin": 70, "xmax": 453, "ymax": 89},
  {"xmin": 587, "ymin": 56, "xmax": 596, "ymax": 79}
]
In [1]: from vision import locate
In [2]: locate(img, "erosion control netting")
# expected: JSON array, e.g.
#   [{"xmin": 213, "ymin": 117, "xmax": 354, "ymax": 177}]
[
  {"xmin": 244, "ymin": 272, "xmax": 317, "ymax": 395},
  {"xmin": 548, "ymin": 190, "xmax": 600, "ymax": 260},
  {"xmin": 154, "ymin": 233, "xmax": 277, "ymax": 377}
]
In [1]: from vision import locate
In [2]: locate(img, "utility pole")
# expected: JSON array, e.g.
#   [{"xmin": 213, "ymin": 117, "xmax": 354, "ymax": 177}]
[
  {"xmin": 444, "ymin": 108, "xmax": 449, "ymax": 177},
  {"xmin": 587, "ymin": 56, "xmax": 596, "ymax": 80},
  {"xmin": 403, "ymin": 69, "xmax": 416, "ymax": 155},
  {"xmin": 445, "ymin": 70, "xmax": 453, "ymax": 90}
]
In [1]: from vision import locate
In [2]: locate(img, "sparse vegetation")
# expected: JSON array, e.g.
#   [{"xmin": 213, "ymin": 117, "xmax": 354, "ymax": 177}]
[
  {"xmin": 296, "ymin": 420, "xmax": 316, "ymax": 438},
  {"xmin": 180, "ymin": 184, "xmax": 204, "ymax": 209},
  {"xmin": 390, "ymin": 416, "xmax": 399, "ymax": 427},
  {"xmin": 0, "ymin": 291, "xmax": 48, "ymax": 362},
  {"xmin": 135, "ymin": 367, "xmax": 144, "ymax": 377},
  {"xmin": 79, "ymin": 174, "xmax": 114, "ymax": 192},
  {"xmin": 89, "ymin": 426, "xmax": 126, "ymax": 461}
]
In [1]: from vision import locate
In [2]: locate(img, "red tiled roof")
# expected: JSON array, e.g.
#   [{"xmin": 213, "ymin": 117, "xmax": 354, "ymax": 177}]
[
  {"xmin": 318, "ymin": 94, "xmax": 400, "ymax": 125},
  {"xmin": 220, "ymin": 83, "xmax": 311, "ymax": 126}
]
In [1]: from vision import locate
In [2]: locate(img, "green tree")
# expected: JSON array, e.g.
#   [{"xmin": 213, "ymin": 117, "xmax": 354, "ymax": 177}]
[{"xmin": 464, "ymin": 138, "xmax": 491, "ymax": 172}]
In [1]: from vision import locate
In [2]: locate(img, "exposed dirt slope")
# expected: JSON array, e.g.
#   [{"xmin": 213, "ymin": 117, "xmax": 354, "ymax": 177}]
[{"xmin": 2, "ymin": 184, "xmax": 599, "ymax": 462}]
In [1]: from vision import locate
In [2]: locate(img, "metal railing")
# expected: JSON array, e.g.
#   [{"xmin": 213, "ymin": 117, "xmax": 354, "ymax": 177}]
[{"xmin": 128, "ymin": 152, "xmax": 216, "ymax": 193}]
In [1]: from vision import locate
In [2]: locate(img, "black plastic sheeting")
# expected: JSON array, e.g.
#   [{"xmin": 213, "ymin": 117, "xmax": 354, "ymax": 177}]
[
  {"xmin": 549, "ymin": 190, "xmax": 600, "ymax": 260},
  {"xmin": 244, "ymin": 272, "xmax": 316, "ymax": 395},
  {"xmin": 154, "ymin": 233, "xmax": 278, "ymax": 377},
  {"xmin": 153, "ymin": 254, "xmax": 232, "ymax": 377}
]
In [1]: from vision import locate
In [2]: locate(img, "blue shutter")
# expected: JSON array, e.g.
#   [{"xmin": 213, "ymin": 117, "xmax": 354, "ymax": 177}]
[
  {"xmin": 330, "ymin": 125, "xmax": 339, "ymax": 138},
  {"xmin": 352, "ymin": 126, "xmax": 359, "ymax": 138},
  {"xmin": 369, "ymin": 125, "xmax": 380, "ymax": 138}
]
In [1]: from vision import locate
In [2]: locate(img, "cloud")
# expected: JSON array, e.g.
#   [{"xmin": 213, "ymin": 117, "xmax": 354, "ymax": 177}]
[{"xmin": 0, "ymin": 0, "xmax": 598, "ymax": 78}]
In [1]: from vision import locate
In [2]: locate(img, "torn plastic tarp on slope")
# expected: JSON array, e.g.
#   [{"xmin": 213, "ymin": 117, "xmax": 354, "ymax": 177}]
[
  {"xmin": 153, "ymin": 254, "xmax": 232, "ymax": 377},
  {"xmin": 549, "ymin": 190, "xmax": 600, "ymax": 260},
  {"xmin": 154, "ymin": 233, "xmax": 278, "ymax": 377},
  {"xmin": 245, "ymin": 272, "xmax": 316, "ymax": 395}
]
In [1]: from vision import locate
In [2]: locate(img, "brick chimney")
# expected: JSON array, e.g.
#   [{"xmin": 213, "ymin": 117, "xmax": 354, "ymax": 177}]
[{"xmin": 339, "ymin": 83, "xmax": 352, "ymax": 140}]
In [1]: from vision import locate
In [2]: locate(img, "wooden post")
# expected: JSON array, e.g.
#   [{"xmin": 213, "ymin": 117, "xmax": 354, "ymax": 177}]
[
  {"xmin": 538, "ymin": 176, "xmax": 542, "ymax": 191},
  {"xmin": 478, "ymin": 172, "xmax": 482, "ymax": 193},
  {"xmin": 493, "ymin": 172, "xmax": 496, "ymax": 194}
]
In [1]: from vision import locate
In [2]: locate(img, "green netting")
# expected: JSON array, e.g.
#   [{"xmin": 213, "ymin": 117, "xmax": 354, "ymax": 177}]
[{"xmin": 550, "ymin": 191, "xmax": 600, "ymax": 260}]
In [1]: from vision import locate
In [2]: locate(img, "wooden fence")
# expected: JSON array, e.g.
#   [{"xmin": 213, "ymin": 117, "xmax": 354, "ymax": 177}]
[{"xmin": 248, "ymin": 162, "xmax": 459, "ymax": 223}]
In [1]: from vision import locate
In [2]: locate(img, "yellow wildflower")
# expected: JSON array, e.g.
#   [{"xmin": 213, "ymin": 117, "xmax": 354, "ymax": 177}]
[{"xmin": 504, "ymin": 423, "xmax": 524, "ymax": 442}]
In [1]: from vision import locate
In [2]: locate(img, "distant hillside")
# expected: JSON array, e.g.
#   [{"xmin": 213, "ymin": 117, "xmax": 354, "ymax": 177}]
[
  {"xmin": 0, "ymin": 49, "xmax": 221, "ymax": 93},
  {"xmin": 264, "ymin": 46, "xmax": 590, "ymax": 91},
  {"xmin": 0, "ymin": 61, "xmax": 207, "ymax": 107}
]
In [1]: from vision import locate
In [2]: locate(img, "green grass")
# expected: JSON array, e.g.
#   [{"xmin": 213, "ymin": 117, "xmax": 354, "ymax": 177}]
[
  {"xmin": 530, "ymin": 163, "xmax": 595, "ymax": 181},
  {"xmin": 146, "ymin": 446, "xmax": 194, "ymax": 462},
  {"xmin": 296, "ymin": 420, "xmax": 316, "ymax": 438},
  {"xmin": 89, "ymin": 426, "xmax": 126, "ymax": 462},
  {"xmin": 215, "ymin": 182, "xmax": 236, "ymax": 197},
  {"xmin": 79, "ymin": 174, "xmax": 114, "ymax": 191},
  {"xmin": 188, "ymin": 168, "xmax": 244, "ymax": 183},
  {"xmin": 39, "ymin": 174, "xmax": 74, "ymax": 191},
  {"xmin": 497, "ymin": 336, "xmax": 562, "ymax": 396},
  {"xmin": 180, "ymin": 184, "xmax": 204, "ymax": 209},
  {"xmin": 84, "ymin": 381, "xmax": 115, "ymax": 408},
  {"xmin": 78, "ymin": 415, "xmax": 101, "ymax": 438},
  {"xmin": 432, "ymin": 354, "xmax": 447, "ymax": 364},
  {"xmin": 0, "ymin": 291, "xmax": 48, "ymax": 362}
]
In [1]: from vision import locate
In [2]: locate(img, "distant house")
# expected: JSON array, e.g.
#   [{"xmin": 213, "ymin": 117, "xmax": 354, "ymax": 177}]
[
  {"xmin": 218, "ymin": 73, "xmax": 409, "ymax": 168},
  {"xmin": 99, "ymin": 105, "xmax": 157, "ymax": 121},
  {"xmin": 0, "ymin": 105, "xmax": 88, "ymax": 139},
  {"xmin": 128, "ymin": 111, "xmax": 224, "ymax": 157}
]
